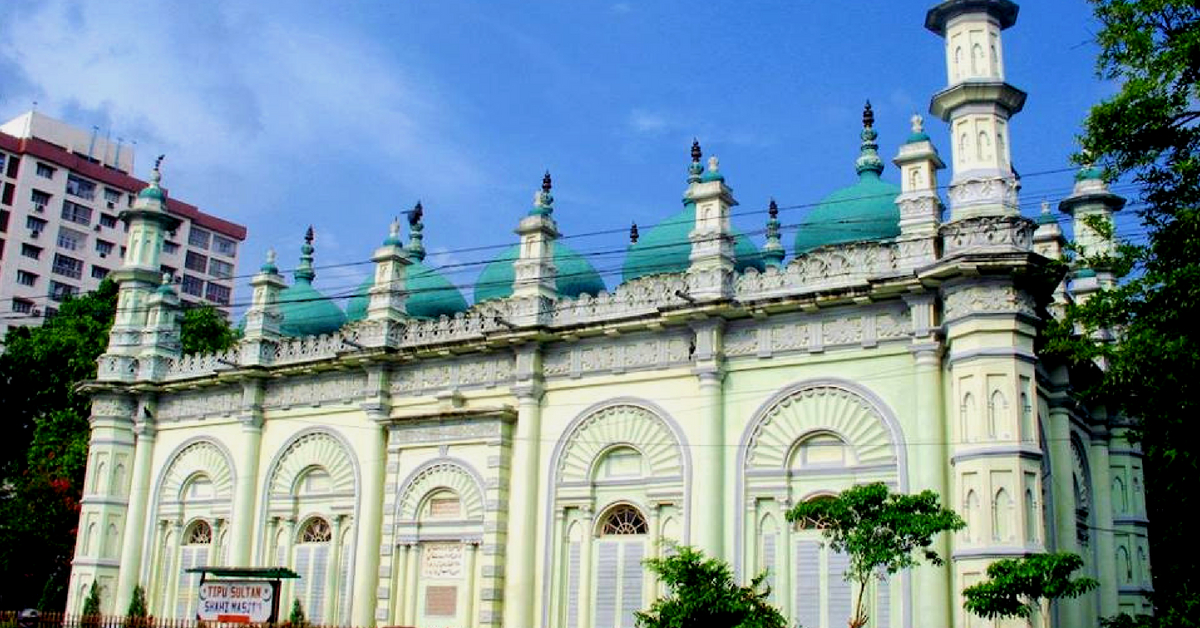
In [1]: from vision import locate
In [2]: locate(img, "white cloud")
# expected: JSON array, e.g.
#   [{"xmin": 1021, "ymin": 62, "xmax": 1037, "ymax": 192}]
[{"xmin": 629, "ymin": 108, "xmax": 668, "ymax": 133}]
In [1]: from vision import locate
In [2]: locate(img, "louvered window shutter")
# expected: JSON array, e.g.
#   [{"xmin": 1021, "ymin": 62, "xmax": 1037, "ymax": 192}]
[
  {"xmin": 761, "ymin": 533, "xmax": 777, "ymax": 602},
  {"xmin": 566, "ymin": 542, "xmax": 581, "ymax": 628},
  {"xmin": 794, "ymin": 540, "xmax": 820, "ymax": 628},
  {"xmin": 338, "ymin": 539, "xmax": 352, "ymax": 625},
  {"xmin": 828, "ymin": 550, "xmax": 853, "ymax": 626},
  {"xmin": 877, "ymin": 576, "xmax": 891, "ymax": 628},
  {"xmin": 619, "ymin": 543, "xmax": 644, "ymax": 628},
  {"xmin": 593, "ymin": 541, "xmax": 619, "ymax": 628},
  {"xmin": 310, "ymin": 544, "xmax": 330, "ymax": 619},
  {"xmin": 294, "ymin": 545, "xmax": 312, "ymax": 614},
  {"xmin": 176, "ymin": 548, "xmax": 195, "ymax": 619}
]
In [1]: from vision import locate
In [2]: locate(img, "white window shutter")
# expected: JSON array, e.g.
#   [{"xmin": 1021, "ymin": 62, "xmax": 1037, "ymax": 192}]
[
  {"xmin": 794, "ymin": 540, "xmax": 820, "ymax": 628},
  {"xmin": 619, "ymin": 542, "xmax": 645, "ymax": 628},
  {"xmin": 593, "ymin": 541, "xmax": 619, "ymax": 628},
  {"xmin": 877, "ymin": 576, "xmax": 891, "ymax": 628},
  {"xmin": 294, "ymin": 545, "xmax": 312, "ymax": 615},
  {"xmin": 310, "ymin": 544, "xmax": 329, "ymax": 619},
  {"xmin": 338, "ymin": 539, "xmax": 352, "ymax": 625},
  {"xmin": 828, "ymin": 550, "xmax": 852, "ymax": 627},
  {"xmin": 761, "ymin": 533, "xmax": 777, "ymax": 602},
  {"xmin": 567, "ymin": 542, "xmax": 581, "ymax": 628}
]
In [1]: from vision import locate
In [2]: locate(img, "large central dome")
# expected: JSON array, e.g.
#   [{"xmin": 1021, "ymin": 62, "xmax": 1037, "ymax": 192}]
[{"xmin": 794, "ymin": 102, "xmax": 901, "ymax": 253}]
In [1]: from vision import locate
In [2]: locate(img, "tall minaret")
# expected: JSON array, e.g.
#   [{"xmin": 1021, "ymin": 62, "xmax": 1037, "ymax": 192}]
[{"xmin": 926, "ymin": 0, "xmax": 1025, "ymax": 220}]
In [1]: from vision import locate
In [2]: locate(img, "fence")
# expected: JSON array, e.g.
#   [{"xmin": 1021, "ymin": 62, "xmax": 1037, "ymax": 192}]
[{"xmin": 0, "ymin": 613, "xmax": 412, "ymax": 628}]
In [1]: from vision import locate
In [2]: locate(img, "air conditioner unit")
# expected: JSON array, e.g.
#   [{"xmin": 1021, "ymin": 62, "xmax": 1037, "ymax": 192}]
[
  {"xmin": 33, "ymin": 204, "xmax": 45, "ymax": 213},
  {"xmin": 93, "ymin": 225, "xmax": 102, "ymax": 232},
  {"xmin": 106, "ymin": 201, "xmax": 115, "ymax": 209},
  {"xmin": 30, "ymin": 229, "xmax": 39, "ymax": 239},
  {"xmin": 99, "ymin": 252, "xmax": 107, "ymax": 259}
]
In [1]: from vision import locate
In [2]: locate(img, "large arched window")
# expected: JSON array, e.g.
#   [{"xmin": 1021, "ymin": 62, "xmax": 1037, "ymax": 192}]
[
  {"xmin": 594, "ymin": 504, "xmax": 649, "ymax": 628},
  {"xmin": 294, "ymin": 517, "xmax": 333, "ymax": 621},
  {"xmin": 175, "ymin": 520, "xmax": 212, "ymax": 618},
  {"xmin": 600, "ymin": 505, "xmax": 648, "ymax": 536}
]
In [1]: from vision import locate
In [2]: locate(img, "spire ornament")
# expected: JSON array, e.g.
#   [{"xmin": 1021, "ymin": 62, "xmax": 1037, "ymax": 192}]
[
  {"xmin": 855, "ymin": 100, "xmax": 885, "ymax": 177},
  {"xmin": 762, "ymin": 198, "xmax": 785, "ymax": 268},
  {"xmin": 261, "ymin": 248, "xmax": 278, "ymax": 273},
  {"xmin": 531, "ymin": 171, "xmax": 555, "ymax": 216},
  {"xmin": 295, "ymin": 226, "xmax": 316, "ymax": 283},
  {"xmin": 406, "ymin": 201, "xmax": 426, "ymax": 262},
  {"xmin": 688, "ymin": 139, "xmax": 704, "ymax": 183},
  {"xmin": 629, "ymin": 222, "xmax": 639, "ymax": 244}
]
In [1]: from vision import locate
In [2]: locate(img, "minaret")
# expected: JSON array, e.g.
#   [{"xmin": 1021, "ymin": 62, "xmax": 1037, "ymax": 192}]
[
  {"xmin": 761, "ymin": 199, "xmax": 785, "ymax": 269},
  {"xmin": 893, "ymin": 113, "xmax": 945, "ymax": 267},
  {"xmin": 242, "ymin": 249, "xmax": 287, "ymax": 343},
  {"xmin": 1059, "ymin": 163, "xmax": 1126, "ymax": 305},
  {"xmin": 926, "ymin": 0, "xmax": 1025, "ymax": 220},
  {"xmin": 510, "ymin": 172, "xmax": 559, "ymax": 325},
  {"xmin": 1033, "ymin": 202, "xmax": 1071, "ymax": 319},
  {"xmin": 99, "ymin": 155, "xmax": 181, "ymax": 382},
  {"xmin": 135, "ymin": 273, "xmax": 181, "ymax": 381},
  {"xmin": 685, "ymin": 140, "xmax": 737, "ymax": 300}
]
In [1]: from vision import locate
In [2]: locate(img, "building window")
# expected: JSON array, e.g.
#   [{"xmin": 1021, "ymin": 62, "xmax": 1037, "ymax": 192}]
[
  {"xmin": 4, "ymin": 154, "xmax": 17, "ymax": 178},
  {"xmin": 57, "ymin": 227, "xmax": 87, "ymax": 252},
  {"xmin": 26, "ymin": 216, "xmax": 47, "ymax": 233},
  {"xmin": 36, "ymin": 162, "xmax": 55, "ymax": 179},
  {"xmin": 61, "ymin": 200, "xmax": 92, "ymax": 226},
  {"xmin": 49, "ymin": 280, "xmax": 79, "ymax": 302},
  {"xmin": 160, "ymin": 264, "xmax": 176, "ymax": 279},
  {"xmin": 163, "ymin": 240, "xmax": 180, "ymax": 254},
  {"xmin": 21, "ymin": 243, "xmax": 41, "ymax": 260},
  {"xmin": 11, "ymin": 298, "xmax": 33, "ymax": 314},
  {"xmin": 186, "ymin": 520, "xmax": 213, "ymax": 545},
  {"xmin": 1, "ymin": 182, "xmax": 13, "ymax": 206},
  {"xmin": 0, "ymin": 153, "xmax": 5, "ymax": 175},
  {"xmin": 65, "ymin": 174, "xmax": 96, "ymax": 200},
  {"xmin": 188, "ymin": 227, "xmax": 211, "ymax": 249},
  {"xmin": 212, "ymin": 234, "xmax": 237, "ymax": 257},
  {"xmin": 0, "ymin": 209, "xmax": 7, "ymax": 233},
  {"xmin": 181, "ymin": 275, "xmax": 204, "ymax": 297},
  {"xmin": 99, "ymin": 213, "xmax": 118, "ymax": 228},
  {"xmin": 52, "ymin": 254, "xmax": 84, "ymax": 280},
  {"xmin": 600, "ymin": 505, "xmax": 648, "ymax": 536},
  {"xmin": 205, "ymin": 282, "xmax": 231, "ymax": 305},
  {"xmin": 16, "ymin": 271, "xmax": 37, "ymax": 287},
  {"xmin": 91, "ymin": 266, "xmax": 109, "ymax": 280},
  {"xmin": 95, "ymin": 239, "xmax": 114, "ymax": 257},
  {"xmin": 208, "ymin": 258, "xmax": 233, "ymax": 279},
  {"xmin": 185, "ymin": 250, "xmax": 208, "ymax": 272},
  {"xmin": 30, "ymin": 190, "xmax": 51, "ymax": 210},
  {"xmin": 103, "ymin": 188, "xmax": 122, "ymax": 206}
]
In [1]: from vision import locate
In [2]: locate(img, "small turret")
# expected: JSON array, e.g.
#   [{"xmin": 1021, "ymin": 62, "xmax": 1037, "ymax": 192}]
[
  {"xmin": 1060, "ymin": 162, "xmax": 1126, "ymax": 303},
  {"xmin": 684, "ymin": 140, "xmax": 737, "ymax": 301},
  {"xmin": 761, "ymin": 199, "xmax": 785, "ymax": 268},
  {"xmin": 366, "ymin": 218, "xmax": 412, "ymax": 323},
  {"xmin": 893, "ymin": 113, "xmax": 946, "ymax": 267},
  {"xmin": 512, "ymin": 172, "xmax": 560, "ymax": 306}
]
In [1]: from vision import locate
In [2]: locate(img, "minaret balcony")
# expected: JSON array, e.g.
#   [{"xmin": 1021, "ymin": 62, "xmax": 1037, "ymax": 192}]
[{"xmin": 930, "ymin": 81, "xmax": 1027, "ymax": 120}]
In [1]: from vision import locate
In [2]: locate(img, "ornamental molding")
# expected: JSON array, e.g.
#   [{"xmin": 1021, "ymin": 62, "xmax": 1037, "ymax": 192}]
[
  {"xmin": 941, "ymin": 215, "xmax": 1035, "ymax": 256},
  {"xmin": 157, "ymin": 439, "xmax": 235, "ymax": 504},
  {"xmin": 263, "ymin": 371, "xmax": 367, "ymax": 409},
  {"xmin": 157, "ymin": 386, "xmax": 242, "ymax": 421},
  {"xmin": 91, "ymin": 396, "xmax": 135, "ymax": 419},
  {"xmin": 555, "ymin": 403, "xmax": 684, "ymax": 484},
  {"xmin": 943, "ymin": 282, "xmax": 1038, "ymax": 321},
  {"xmin": 387, "ymin": 417, "xmax": 507, "ymax": 446},
  {"xmin": 389, "ymin": 354, "xmax": 515, "ymax": 396},
  {"xmin": 946, "ymin": 176, "xmax": 1020, "ymax": 209},
  {"xmin": 395, "ymin": 460, "xmax": 486, "ymax": 522},
  {"xmin": 542, "ymin": 332, "xmax": 691, "ymax": 379},
  {"xmin": 723, "ymin": 306, "xmax": 911, "ymax": 358},
  {"xmin": 735, "ymin": 241, "xmax": 900, "ymax": 302},
  {"xmin": 551, "ymin": 274, "xmax": 689, "ymax": 327}
]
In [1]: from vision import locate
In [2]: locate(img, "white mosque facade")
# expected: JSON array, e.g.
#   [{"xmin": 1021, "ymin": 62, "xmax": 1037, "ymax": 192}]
[{"xmin": 67, "ymin": 2, "xmax": 1152, "ymax": 627}]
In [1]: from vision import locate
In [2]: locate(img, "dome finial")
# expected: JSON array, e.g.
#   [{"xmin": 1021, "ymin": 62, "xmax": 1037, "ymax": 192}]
[
  {"xmin": 261, "ymin": 247, "xmax": 279, "ymax": 273},
  {"xmin": 152, "ymin": 154, "xmax": 165, "ymax": 184},
  {"xmin": 911, "ymin": 113, "xmax": 923, "ymax": 135},
  {"xmin": 629, "ymin": 222, "xmax": 639, "ymax": 244},
  {"xmin": 688, "ymin": 139, "xmax": 704, "ymax": 183},
  {"xmin": 531, "ymin": 172, "xmax": 555, "ymax": 216},
  {"xmin": 762, "ymin": 197, "xmax": 785, "ymax": 268},
  {"xmin": 855, "ymin": 100, "xmax": 885, "ymax": 177},
  {"xmin": 295, "ymin": 226, "xmax": 316, "ymax": 283},
  {"xmin": 136, "ymin": 154, "xmax": 168, "ymax": 203},
  {"xmin": 406, "ymin": 201, "xmax": 426, "ymax": 261}
]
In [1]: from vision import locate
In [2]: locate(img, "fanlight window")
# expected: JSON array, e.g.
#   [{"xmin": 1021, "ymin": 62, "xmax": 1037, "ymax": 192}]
[
  {"xmin": 600, "ymin": 447, "xmax": 644, "ymax": 479},
  {"xmin": 793, "ymin": 434, "xmax": 847, "ymax": 468},
  {"xmin": 184, "ymin": 475, "xmax": 214, "ymax": 501},
  {"xmin": 185, "ymin": 520, "xmax": 212, "ymax": 545},
  {"xmin": 298, "ymin": 517, "xmax": 332, "ymax": 543},
  {"xmin": 424, "ymin": 490, "xmax": 462, "ymax": 520},
  {"xmin": 600, "ymin": 505, "xmax": 648, "ymax": 536},
  {"xmin": 298, "ymin": 468, "xmax": 332, "ymax": 495}
]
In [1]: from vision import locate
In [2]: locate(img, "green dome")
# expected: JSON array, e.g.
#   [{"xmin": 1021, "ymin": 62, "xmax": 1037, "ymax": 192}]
[
  {"xmin": 793, "ymin": 171, "xmax": 901, "ymax": 253},
  {"xmin": 622, "ymin": 202, "xmax": 765, "ymax": 283},
  {"xmin": 277, "ymin": 279, "xmax": 347, "ymax": 337},
  {"xmin": 346, "ymin": 261, "xmax": 469, "ymax": 321},
  {"xmin": 794, "ymin": 101, "xmax": 901, "ymax": 254},
  {"xmin": 474, "ymin": 242, "xmax": 606, "ymax": 303}
]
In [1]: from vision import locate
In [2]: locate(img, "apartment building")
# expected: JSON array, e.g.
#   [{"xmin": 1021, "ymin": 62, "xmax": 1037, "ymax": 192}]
[{"xmin": 0, "ymin": 111, "xmax": 246, "ymax": 335}]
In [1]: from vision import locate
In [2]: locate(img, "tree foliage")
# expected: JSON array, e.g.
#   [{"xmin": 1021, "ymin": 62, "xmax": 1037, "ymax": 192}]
[
  {"xmin": 961, "ymin": 552, "xmax": 1098, "ymax": 620},
  {"xmin": 0, "ymin": 283, "xmax": 235, "ymax": 610},
  {"xmin": 287, "ymin": 599, "xmax": 307, "ymax": 628},
  {"xmin": 81, "ymin": 581, "xmax": 101, "ymax": 616},
  {"xmin": 1059, "ymin": 0, "xmax": 1200, "ymax": 624},
  {"xmin": 785, "ymin": 482, "xmax": 964, "ymax": 628},
  {"xmin": 634, "ymin": 545, "xmax": 787, "ymax": 628}
]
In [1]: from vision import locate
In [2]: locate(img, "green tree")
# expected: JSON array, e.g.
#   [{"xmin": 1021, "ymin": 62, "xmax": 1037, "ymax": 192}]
[
  {"xmin": 0, "ymin": 282, "xmax": 236, "ymax": 609},
  {"xmin": 1061, "ymin": 1, "xmax": 1200, "ymax": 624},
  {"xmin": 785, "ymin": 482, "xmax": 964, "ymax": 628},
  {"xmin": 123, "ymin": 585, "xmax": 148, "ymax": 628},
  {"xmin": 81, "ymin": 580, "xmax": 101, "ymax": 616},
  {"xmin": 287, "ymin": 599, "xmax": 307, "ymax": 628},
  {"xmin": 634, "ymin": 545, "xmax": 787, "ymax": 628},
  {"xmin": 961, "ymin": 552, "xmax": 1098, "ymax": 621},
  {"xmin": 181, "ymin": 304, "xmax": 239, "ymax": 355}
]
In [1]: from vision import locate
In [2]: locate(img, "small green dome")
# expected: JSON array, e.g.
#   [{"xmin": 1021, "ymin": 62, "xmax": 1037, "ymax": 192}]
[
  {"xmin": 346, "ymin": 261, "xmax": 469, "ymax": 321},
  {"xmin": 138, "ymin": 185, "xmax": 166, "ymax": 201},
  {"xmin": 1076, "ymin": 164, "xmax": 1104, "ymax": 181},
  {"xmin": 793, "ymin": 171, "xmax": 901, "ymax": 253},
  {"xmin": 474, "ymin": 242, "xmax": 606, "ymax": 303},
  {"xmin": 623, "ymin": 202, "xmax": 765, "ymax": 282},
  {"xmin": 277, "ymin": 280, "xmax": 347, "ymax": 337},
  {"xmin": 794, "ymin": 100, "xmax": 901, "ymax": 254}
]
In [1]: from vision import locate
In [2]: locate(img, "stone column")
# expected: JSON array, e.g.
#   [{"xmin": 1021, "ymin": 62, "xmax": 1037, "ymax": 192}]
[
  {"xmin": 1047, "ymin": 383, "xmax": 1081, "ymax": 627},
  {"xmin": 464, "ymin": 542, "xmax": 480, "ymax": 628},
  {"xmin": 114, "ymin": 418, "xmax": 156, "ymax": 610},
  {"xmin": 351, "ymin": 422, "xmax": 387, "ymax": 626},
  {"xmin": 691, "ymin": 319, "xmax": 726, "ymax": 559},
  {"xmin": 231, "ymin": 389, "xmax": 264, "ymax": 566},
  {"xmin": 1090, "ymin": 437, "xmax": 1118, "ymax": 617},
  {"xmin": 393, "ymin": 543, "xmax": 410, "ymax": 624},
  {"xmin": 503, "ymin": 382, "xmax": 544, "ymax": 628},
  {"xmin": 405, "ymin": 543, "xmax": 420, "ymax": 625},
  {"xmin": 326, "ymin": 515, "xmax": 346, "ymax": 624},
  {"xmin": 578, "ymin": 508, "xmax": 595, "ymax": 628}
]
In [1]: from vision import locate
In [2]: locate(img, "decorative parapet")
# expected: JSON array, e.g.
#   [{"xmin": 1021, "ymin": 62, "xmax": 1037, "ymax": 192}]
[
  {"xmin": 399, "ymin": 300, "xmax": 514, "ymax": 347},
  {"xmin": 943, "ymin": 281, "xmax": 1038, "ymax": 322},
  {"xmin": 941, "ymin": 215, "xmax": 1035, "ymax": 256},
  {"xmin": 735, "ymin": 241, "xmax": 900, "ymax": 302},
  {"xmin": 164, "ymin": 347, "xmax": 241, "ymax": 380},
  {"xmin": 551, "ymin": 274, "xmax": 689, "ymax": 327}
]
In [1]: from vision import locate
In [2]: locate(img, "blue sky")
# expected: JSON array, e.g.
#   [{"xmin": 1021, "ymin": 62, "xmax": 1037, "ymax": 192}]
[{"xmin": 0, "ymin": 0, "xmax": 1122, "ymax": 315}]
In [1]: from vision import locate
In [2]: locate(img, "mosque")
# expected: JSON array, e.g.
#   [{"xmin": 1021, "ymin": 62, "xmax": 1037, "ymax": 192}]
[{"xmin": 67, "ymin": 1, "xmax": 1151, "ymax": 627}]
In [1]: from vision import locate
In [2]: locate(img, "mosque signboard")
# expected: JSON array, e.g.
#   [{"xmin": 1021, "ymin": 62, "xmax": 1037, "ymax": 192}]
[{"xmin": 185, "ymin": 567, "xmax": 299, "ymax": 624}]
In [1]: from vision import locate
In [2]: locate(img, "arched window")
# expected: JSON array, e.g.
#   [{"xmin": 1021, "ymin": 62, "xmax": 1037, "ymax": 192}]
[
  {"xmin": 988, "ymin": 391, "xmax": 1007, "ymax": 439},
  {"xmin": 971, "ymin": 43, "xmax": 984, "ymax": 74},
  {"xmin": 1025, "ymin": 489, "xmax": 1038, "ymax": 542},
  {"xmin": 423, "ymin": 490, "xmax": 462, "ymax": 520},
  {"xmin": 964, "ymin": 490, "xmax": 981, "ymax": 543},
  {"xmin": 977, "ymin": 130, "xmax": 991, "ymax": 161},
  {"xmin": 1113, "ymin": 476, "xmax": 1128, "ymax": 513},
  {"xmin": 961, "ymin": 392, "xmax": 976, "ymax": 443},
  {"xmin": 598, "ymin": 447, "xmax": 645, "ymax": 480},
  {"xmin": 992, "ymin": 489, "xmax": 1013, "ymax": 542},
  {"xmin": 793, "ymin": 434, "xmax": 848, "ymax": 468},
  {"xmin": 176, "ymin": 520, "xmax": 213, "ymax": 618},
  {"xmin": 955, "ymin": 46, "xmax": 964, "ymax": 78},
  {"xmin": 600, "ymin": 505, "xmax": 648, "ymax": 536},
  {"xmin": 1118, "ymin": 546, "xmax": 1132, "ymax": 584},
  {"xmin": 184, "ymin": 475, "xmax": 214, "ymax": 501},
  {"xmin": 299, "ymin": 517, "xmax": 332, "ymax": 543},
  {"xmin": 186, "ymin": 520, "xmax": 213, "ymax": 545}
]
